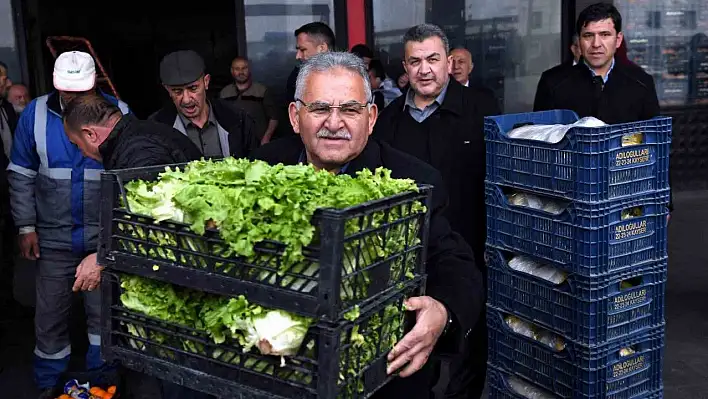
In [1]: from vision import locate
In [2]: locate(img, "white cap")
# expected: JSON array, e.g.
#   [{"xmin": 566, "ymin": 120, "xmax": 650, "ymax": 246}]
[{"xmin": 53, "ymin": 51, "xmax": 96, "ymax": 92}]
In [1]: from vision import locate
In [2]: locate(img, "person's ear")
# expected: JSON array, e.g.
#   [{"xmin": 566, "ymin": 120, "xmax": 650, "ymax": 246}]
[
  {"xmin": 367, "ymin": 104, "xmax": 378, "ymax": 136},
  {"xmin": 83, "ymin": 127, "xmax": 98, "ymax": 143},
  {"xmin": 288, "ymin": 102, "xmax": 301, "ymax": 135},
  {"xmin": 447, "ymin": 55, "xmax": 453, "ymax": 74},
  {"xmin": 616, "ymin": 32, "xmax": 624, "ymax": 49},
  {"xmin": 203, "ymin": 74, "xmax": 211, "ymax": 90}
]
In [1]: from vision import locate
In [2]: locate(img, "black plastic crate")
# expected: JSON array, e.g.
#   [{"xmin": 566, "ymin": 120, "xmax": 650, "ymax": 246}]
[
  {"xmin": 486, "ymin": 247, "xmax": 666, "ymax": 345},
  {"xmin": 101, "ymin": 272, "xmax": 424, "ymax": 399},
  {"xmin": 487, "ymin": 306, "xmax": 664, "ymax": 399},
  {"xmin": 98, "ymin": 164, "xmax": 432, "ymax": 322}
]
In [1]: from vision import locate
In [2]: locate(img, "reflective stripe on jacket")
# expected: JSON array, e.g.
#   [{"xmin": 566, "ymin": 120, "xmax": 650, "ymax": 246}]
[{"xmin": 7, "ymin": 91, "xmax": 130, "ymax": 253}]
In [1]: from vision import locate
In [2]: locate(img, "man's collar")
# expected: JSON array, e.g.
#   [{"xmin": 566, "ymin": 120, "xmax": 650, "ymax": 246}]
[
  {"xmin": 99, "ymin": 113, "xmax": 131, "ymax": 161},
  {"xmin": 179, "ymin": 101, "xmax": 216, "ymax": 128},
  {"xmin": 584, "ymin": 57, "xmax": 615, "ymax": 84},
  {"xmin": 403, "ymin": 78, "xmax": 450, "ymax": 111}
]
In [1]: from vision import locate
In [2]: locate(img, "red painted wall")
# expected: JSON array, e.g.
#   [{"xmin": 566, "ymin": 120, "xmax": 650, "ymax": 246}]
[{"xmin": 346, "ymin": 0, "xmax": 367, "ymax": 48}]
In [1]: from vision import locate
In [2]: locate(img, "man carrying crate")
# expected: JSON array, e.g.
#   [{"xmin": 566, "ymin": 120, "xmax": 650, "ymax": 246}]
[
  {"xmin": 251, "ymin": 51, "xmax": 485, "ymax": 398},
  {"xmin": 6, "ymin": 51, "xmax": 130, "ymax": 398}
]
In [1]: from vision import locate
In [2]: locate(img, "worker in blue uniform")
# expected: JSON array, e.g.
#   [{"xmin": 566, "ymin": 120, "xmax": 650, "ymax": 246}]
[{"xmin": 6, "ymin": 51, "xmax": 130, "ymax": 397}]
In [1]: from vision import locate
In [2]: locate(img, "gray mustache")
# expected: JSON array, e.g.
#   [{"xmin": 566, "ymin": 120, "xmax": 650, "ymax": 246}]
[{"xmin": 317, "ymin": 129, "xmax": 352, "ymax": 140}]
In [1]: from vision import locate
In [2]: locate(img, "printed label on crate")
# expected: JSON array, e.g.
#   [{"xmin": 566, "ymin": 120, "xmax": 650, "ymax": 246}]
[
  {"xmin": 611, "ymin": 354, "xmax": 648, "ymax": 379},
  {"xmin": 610, "ymin": 217, "xmax": 651, "ymax": 243},
  {"xmin": 611, "ymin": 287, "xmax": 649, "ymax": 311},
  {"xmin": 610, "ymin": 145, "xmax": 653, "ymax": 170}
]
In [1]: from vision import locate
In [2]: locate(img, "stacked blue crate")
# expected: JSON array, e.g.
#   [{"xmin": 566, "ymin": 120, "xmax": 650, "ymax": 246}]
[{"xmin": 484, "ymin": 110, "xmax": 671, "ymax": 399}]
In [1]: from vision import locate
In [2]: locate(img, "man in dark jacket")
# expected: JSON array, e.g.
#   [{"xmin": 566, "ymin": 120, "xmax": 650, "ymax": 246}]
[
  {"xmin": 533, "ymin": 3, "xmax": 659, "ymax": 124},
  {"xmin": 534, "ymin": 3, "xmax": 673, "ymax": 213},
  {"xmin": 150, "ymin": 50, "xmax": 257, "ymax": 159},
  {"xmin": 251, "ymin": 51, "xmax": 484, "ymax": 399},
  {"xmin": 372, "ymin": 24, "xmax": 500, "ymax": 399},
  {"xmin": 63, "ymin": 94, "xmax": 202, "ymax": 169},
  {"xmin": 62, "ymin": 94, "xmax": 211, "ymax": 399}
]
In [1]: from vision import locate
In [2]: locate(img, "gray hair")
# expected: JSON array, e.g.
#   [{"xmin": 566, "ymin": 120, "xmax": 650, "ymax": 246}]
[
  {"xmin": 403, "ymin": 24, "xmax": 450, "ymax": 55},
  {"xmin": 294, "ymin": 51, "xmax": 373, "ymax": 106}
]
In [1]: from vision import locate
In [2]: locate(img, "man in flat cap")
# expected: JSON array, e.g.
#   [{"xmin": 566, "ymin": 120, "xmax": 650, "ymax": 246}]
[{"xmin": 150, "ymin": 50, "xmax": 257, "ymax": 159}]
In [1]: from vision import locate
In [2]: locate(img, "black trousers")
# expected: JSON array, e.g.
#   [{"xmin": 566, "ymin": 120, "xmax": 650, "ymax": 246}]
[{"xmin": 437, "ymin": 316, "xmax": 488, "ymax": 399}]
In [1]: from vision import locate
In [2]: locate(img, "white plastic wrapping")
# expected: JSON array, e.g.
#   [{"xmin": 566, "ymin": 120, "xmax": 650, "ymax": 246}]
[{"xmin": 506, "ymin": 116, "xmax": 607, "ymax": 144}]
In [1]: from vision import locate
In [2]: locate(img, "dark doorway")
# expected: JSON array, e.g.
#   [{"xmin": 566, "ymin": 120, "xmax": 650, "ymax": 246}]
[{"xmin": 24, "ymin": 0, "xmax": 240, "ymax": 118}]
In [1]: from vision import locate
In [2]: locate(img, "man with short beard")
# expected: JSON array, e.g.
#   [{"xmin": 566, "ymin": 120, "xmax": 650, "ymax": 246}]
[
  {"xmin": 150, "ymin": 50, "xmax": 257, "ymax": 159},
  {"xmin": 220, "ymin": 57, "xmax": 279, "ymax": 145},
  {"xmin": 373, "ymin": 23, "xmax": 500, "ymax": 399}
]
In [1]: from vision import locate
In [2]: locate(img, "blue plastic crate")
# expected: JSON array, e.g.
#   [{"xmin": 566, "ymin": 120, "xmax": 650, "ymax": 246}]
[
  {"xmin": 488, "ymin": 367, "xmax": 664, "ymax": 399},
  {"xmin": 485, "ymin": 110, "xmax": 672, "ymax": 202},
  {"xmin": 486, "ymin": 246, "xmax": 666, "ymax": 346},
  {"xmin": 485, "ymin": 182, "xmax": 669, "ymax": 276},
  {"xmin": 487, "ymin": 306, "xmax": 664, "ymax": 399}
]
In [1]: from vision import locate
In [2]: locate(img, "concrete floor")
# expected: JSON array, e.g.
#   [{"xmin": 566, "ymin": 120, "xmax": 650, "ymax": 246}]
[{"xmin": 1, "ymin": 190, "xmax": 707, "ymax": 398}]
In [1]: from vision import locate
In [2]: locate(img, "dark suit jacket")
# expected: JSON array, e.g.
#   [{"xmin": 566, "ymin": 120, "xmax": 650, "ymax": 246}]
[
  {"xmin": 373, "ymin": 78, "xmax": 501, "ymax": 267},
  {"xmin": 250, "ymin": 136, "xmax": 484, "ymax": 347},
  {"xmin": 149, "ymin": 99, "xmax": 257, "ymax": 159},
  {"xmin": 533, "ymin": 60, "xmax": 660, "ymax": 124}
]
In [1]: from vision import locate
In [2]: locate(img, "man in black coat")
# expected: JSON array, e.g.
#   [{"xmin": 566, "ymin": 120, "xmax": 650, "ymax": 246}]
[
  {"xmin": 250, "ymin": 51, "xmax": 484, "ymax": 399},
  {"xmin": 533, "ymin": 3, "xmax": 660, "ymax": 124},
  {"xmin": 150, "ymin": 50, "xmax": 257, "ymax": 159},
  {"xmin": 373, "ymin": 24, "xmax": 499, "ymax": 399},
  {"xmin": 62, "ymin": 94, "xmax": 213, "ymax": 399},
  {"xmin": 534, "ymin": 3, "xmax": 672, "ymax": 213},
  {"xmin": 62, "ymin": 94, "xmax": 202, "ymax": 169}
]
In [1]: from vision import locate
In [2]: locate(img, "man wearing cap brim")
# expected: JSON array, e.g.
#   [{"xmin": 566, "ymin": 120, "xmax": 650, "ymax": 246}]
[
  {"xmin": 6, "ymin": 50, "xmax": 131, "ymax": 397},
  {"xmin": 150, "ymin": 50, "xmax": 257, "ymax": 159}
]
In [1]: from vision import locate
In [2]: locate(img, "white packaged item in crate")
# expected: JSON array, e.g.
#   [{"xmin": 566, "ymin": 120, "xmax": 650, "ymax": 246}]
[{"xmin": 506, "ymin": 116, "xmax": 607, "ymax": 144}]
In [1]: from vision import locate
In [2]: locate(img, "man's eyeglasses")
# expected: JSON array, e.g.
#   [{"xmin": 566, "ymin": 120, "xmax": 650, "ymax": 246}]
[{"xmin": 296, "ymin": 99, "xmax": 371, "ymax": 117}]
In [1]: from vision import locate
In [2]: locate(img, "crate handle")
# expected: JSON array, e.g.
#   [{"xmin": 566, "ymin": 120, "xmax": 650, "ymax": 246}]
[
  {"xmin": 620, "ymin": 205, "xmax": 644, "ymax": 220},
  {"xmin": 618, "ymin": 276, "xmax": 643, "ymax": 291},
  {"xmin": 115, "ymin": 174, "xmax": 132, "ymax": 213}
]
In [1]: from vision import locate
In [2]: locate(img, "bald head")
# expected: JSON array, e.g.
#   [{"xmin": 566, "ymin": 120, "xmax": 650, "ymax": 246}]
[
  {"xmin": 62, "ymin": 94, "xmax": 122, "ymax": 161},
  {"xmin": 450, "ymin": 48, "xmax": 473, "ymax": 85},
  {"xmin": 8, "ymin": 84, "xmax": 30, "ymax": 112}
]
